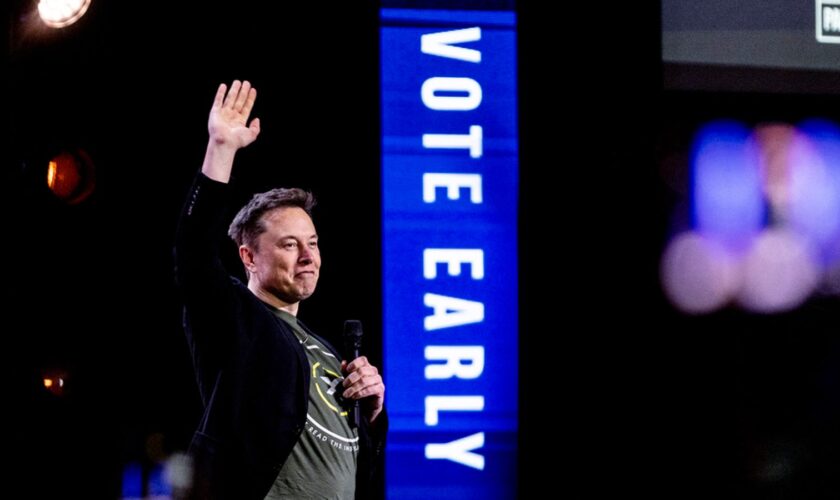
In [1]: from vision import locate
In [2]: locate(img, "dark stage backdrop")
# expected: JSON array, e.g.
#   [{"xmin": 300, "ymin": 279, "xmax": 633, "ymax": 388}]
[
  {"xmin": 12, "ymin": 1, "xmax": 840, "ymax": 499},
  {"xmin": 6, "ymin": 2, "xmax": 381, "ymax": 497}
]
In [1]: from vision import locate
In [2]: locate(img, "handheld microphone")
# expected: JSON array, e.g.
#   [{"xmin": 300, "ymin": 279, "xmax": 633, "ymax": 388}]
[{"xmin": 343, "ymin": 320, "xmax": 363, "ymax": 428}]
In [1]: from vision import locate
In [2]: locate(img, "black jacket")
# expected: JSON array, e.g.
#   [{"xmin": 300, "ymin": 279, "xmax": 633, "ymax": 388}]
[{"xmin": 175, "ymin": 174, "xmax": 385, "ymax": 500}]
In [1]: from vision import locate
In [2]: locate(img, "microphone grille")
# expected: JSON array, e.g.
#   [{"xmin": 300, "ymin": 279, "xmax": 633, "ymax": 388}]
[{"xmin": 343, "ymin": 319, "xmax": 363, "ymax": 340}]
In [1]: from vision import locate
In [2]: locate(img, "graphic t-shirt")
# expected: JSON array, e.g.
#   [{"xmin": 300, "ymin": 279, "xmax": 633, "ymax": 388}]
[{"xmin": 265, "ymin": 309, "xmax": 359, "ymax": 500}]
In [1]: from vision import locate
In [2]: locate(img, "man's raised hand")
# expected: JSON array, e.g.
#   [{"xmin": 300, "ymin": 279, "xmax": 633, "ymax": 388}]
[{"xmin": 208, "ymin": 80, "xmax": 260, "ymax": 150}]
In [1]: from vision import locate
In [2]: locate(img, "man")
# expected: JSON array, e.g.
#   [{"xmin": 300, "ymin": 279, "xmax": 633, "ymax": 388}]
[{"xmin": 175, "ymin": 80, "xmax": 386, "ymax": 500}]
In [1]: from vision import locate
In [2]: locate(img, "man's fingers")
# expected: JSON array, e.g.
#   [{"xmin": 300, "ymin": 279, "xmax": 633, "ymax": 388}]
[
  {"xmin": 341, "ymin": 357, "xmax": 384, "ymax": 400},
  {"xmin": 343, "ymin": 370, "xmax": 374, "ymax": 387},
  {"xmin": 241, "ymin": 86, "xmax": 257, "ymax": 117},
  {"xmin": 249, "ymin": 117, "xmax": 260, "ymax": 136},
  {"xmin": 345, "ymin": 356, "xmax": 372, "ymax": 373},
  {"xmin": 224, "ymin": 80, "xmax": 242, "ymax": 109},
  {"xmin": 212, "ymin": 83, "xmax": 227, "ymax": 110},
  {"xmin": 347, "ymin": 381, "xmax": 385, "ymax": 400},
  {"xmin": 234, "ymin": 80, "xmax": 252, "ymax": 111},
  {"xmin": 343, "ymin": 374, "xmax": 384, "ymax": 399},
  {"xmin": 343, "ymin": 372, "xmax": 359, "ymax": 387},
  {"xmin": 343, "ymin": 365, "xmax": 378, "ymax": 387}
]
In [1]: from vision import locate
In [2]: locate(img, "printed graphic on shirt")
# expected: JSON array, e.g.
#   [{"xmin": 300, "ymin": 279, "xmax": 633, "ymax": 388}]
[
  {"xmin": 304, "ymin": 345, "xmax": 359, "ymax": 452},
  {"xmin": 313, "ymin": 361, "xmax": 349, "ymax": 416}
]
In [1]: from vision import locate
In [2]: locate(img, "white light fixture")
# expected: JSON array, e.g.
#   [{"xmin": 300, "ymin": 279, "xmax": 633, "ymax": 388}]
[{"xmin": 38, "ymin": 0, "xmax": 91, "ymax": 28}]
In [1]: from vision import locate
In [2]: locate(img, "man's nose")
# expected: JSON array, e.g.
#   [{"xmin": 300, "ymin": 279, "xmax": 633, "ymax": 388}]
[{"xmin": 299, "ymin": 246, "xmax": 313, "ymax": 264}]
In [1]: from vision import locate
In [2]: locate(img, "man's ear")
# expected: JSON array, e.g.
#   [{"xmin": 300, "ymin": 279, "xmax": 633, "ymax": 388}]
[{"xmin": 239, "ymin": 245, "xmax": 257, "ymax": 273}]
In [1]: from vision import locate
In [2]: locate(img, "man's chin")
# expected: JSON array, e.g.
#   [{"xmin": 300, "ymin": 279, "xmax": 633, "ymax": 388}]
[
  {"xmin": 272, "ymin": 288, "xmax": 315, "ymax": 304},
  {"xmin": 293, "ymin": 286, "xmax": 317, "ymax": 302}
]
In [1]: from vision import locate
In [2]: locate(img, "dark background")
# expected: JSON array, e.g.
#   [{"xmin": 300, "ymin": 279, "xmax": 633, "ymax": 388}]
[
  {"xmin": 6, "ymin": 1, "xmax": 383, "ymax": 496},
  {"xmin": 8, "ymin": 1, "xmax": 840, "ymax": 499}
]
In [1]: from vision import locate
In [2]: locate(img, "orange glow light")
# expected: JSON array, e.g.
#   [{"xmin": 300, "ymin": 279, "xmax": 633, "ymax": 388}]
[
  {"xmin": 47, "ymin": 160, "xmax": 57, "ymax": 188},
  {"xmin": 46, "ymin": 150, "xmax": 95, "ymax": 204}
]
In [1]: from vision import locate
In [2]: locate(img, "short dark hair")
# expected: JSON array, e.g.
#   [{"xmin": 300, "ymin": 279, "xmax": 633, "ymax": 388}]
[{"xmin": 228, "ymin": 188, "xmax": 316, "ymax": 248}]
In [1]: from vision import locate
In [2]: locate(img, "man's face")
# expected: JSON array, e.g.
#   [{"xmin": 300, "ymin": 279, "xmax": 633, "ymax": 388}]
[{"xmin": 248, "ymin": 206, "xmax": 320, "ymax": 303}]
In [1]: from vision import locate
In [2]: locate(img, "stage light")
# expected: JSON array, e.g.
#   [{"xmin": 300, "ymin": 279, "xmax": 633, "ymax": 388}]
[
  {"xmin": 38, "ymin": 0, "xmax": 91, "ymax": 28},
  {"xmin": 43, "ymin": 377, "xmax": 64, "ymax": 388},
  {"xmin": 46, "ymin": 149, "xmax": 95, "ymax": 204},
  {"xmin": 42, "ymin": 372, "xmax": 67, "ymax": 396},
  {"xmin": 692, "ymin": 120, "xmax": 765, "ymax": 251},
  {"xmin": 737, "ymin": 228, "xmax": 818, "ymax": 313},
  {"xmin": 661, "ymin": 231, "xmax": 739, "ymax": 314}
]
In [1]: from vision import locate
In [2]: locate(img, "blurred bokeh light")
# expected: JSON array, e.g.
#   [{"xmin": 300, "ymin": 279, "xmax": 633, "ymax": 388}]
[{"xmin": 662, "ymin": 118, "xmax": 840, "ymax": 314}]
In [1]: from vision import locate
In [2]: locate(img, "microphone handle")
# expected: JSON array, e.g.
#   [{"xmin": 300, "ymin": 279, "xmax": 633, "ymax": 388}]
[
  {"xmin": 350, "ymin": 347, "xmax": 361, "ymax": 428},
  {"xmin": 343, "ymin": 319, "xmax": 363, "ymax": 429}
]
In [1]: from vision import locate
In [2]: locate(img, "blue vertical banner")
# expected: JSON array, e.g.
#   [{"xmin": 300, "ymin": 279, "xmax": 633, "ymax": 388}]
[{"xmin": 381, "ymin": 3, "xmax": 518, "ymax": 498}]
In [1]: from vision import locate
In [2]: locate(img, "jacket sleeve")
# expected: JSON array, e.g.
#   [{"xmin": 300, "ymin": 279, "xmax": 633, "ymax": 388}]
[
  {"xmin": 174, "ymin": 173, "xmax": 239, "ymax": 401},
  {"xmin": 356, "ymin": 407, "xmax": 388, "ymax": 499}
]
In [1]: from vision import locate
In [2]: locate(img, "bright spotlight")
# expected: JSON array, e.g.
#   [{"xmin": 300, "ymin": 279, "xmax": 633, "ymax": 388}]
[{"xmin": 38, "ymin": 0, "xmax": 91, "ymax": 28}]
